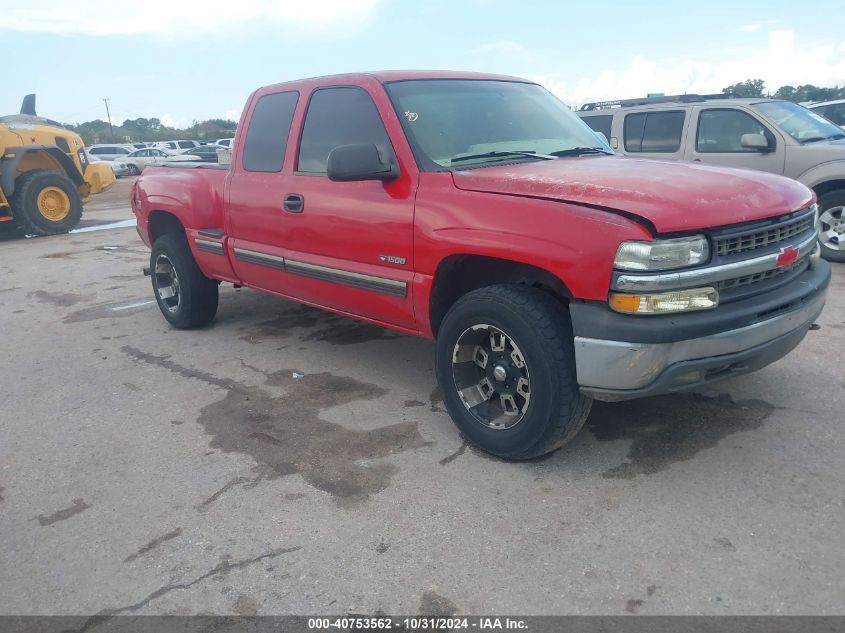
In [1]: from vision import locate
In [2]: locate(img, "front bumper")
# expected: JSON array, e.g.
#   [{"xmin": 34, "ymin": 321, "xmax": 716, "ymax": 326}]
[{"xmin": 572, "ymin": 260, "xmax": 830, "ymax": 401}]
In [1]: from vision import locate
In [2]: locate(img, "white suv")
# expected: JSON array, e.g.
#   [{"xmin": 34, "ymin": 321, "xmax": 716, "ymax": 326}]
[
  {"xmin": 153, "ymin": 140, "xmax": 200, "ymax": 151},
  {"xmin": 86, "ymin": 144, "xmax": 135, "ymax": 161}
]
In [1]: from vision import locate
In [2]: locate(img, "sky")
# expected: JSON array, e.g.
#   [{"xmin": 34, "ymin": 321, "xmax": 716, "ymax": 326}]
[{"xmin": 1, "ymin": 0, "xmax": 844, "ymax": 128}]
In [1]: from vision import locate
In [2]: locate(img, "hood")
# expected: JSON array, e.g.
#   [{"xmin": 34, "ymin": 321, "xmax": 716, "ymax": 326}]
[
  {"xmin": 791, "ymin": 137, "xmax": 845, "ymax": 162},
  {"xmin": 451, "ymin": 155, "xmax": 814, "ymax": 233}
]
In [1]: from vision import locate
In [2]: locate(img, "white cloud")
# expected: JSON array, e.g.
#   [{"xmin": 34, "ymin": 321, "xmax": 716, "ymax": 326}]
[
  {"xmin": 0, "ymin": 0, "xmax": 382, "ymax": 36},
  {"xmin": 472, "ymin": 40, "xmax": 533, "ymax": 62},
  {"xmin": 538, "ymin": 30, "xmax": 845, "ymax": 107},
  {"xmin": 738, "ymin": 24, "xmax": 760, "ymax": 32},
  {"xmin": 224, "ymin": 109, "xmax": 242, "ymax": 123},
  {"xmin": 160, "ymin": 113, "xmax": 190, "ymax": 129}
]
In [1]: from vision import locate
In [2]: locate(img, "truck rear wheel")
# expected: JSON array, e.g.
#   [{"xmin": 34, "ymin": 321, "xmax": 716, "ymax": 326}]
[
  {"xmin": 150, "ymin": 233, "xmax": 219, "ymax": 329},
  {"xmin": 435, "ymin": 284, "xmax": 592, "ymax": 460},
  {"xmin": 818, "ymin": 190, "xmax": 845, "ymax": 263},
  {"xmin": 10, "ymin": 169, "xmax": 83, "ymax": 235}
]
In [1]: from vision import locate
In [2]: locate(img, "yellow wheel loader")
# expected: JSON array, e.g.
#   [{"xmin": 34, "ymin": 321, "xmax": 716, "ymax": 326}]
[{"xmin": 0, "ymin": 95, "xmax": 115, "ymax": 235}]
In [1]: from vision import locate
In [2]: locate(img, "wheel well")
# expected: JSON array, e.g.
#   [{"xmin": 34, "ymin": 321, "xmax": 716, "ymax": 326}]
[
  {"xmin": 813, "ymin": 180, "xmax": 845, "ymax": 200},
  {"xmin": 1, "ymin": 148, "xmax": 83, "ymax": 198},
  {"xmin": 429, "ymin": 255, "xmax": 572, "ymax": 336},
  {"xmin": 148, "ymin": 211, "xmax": 185, "ymax": 244}
]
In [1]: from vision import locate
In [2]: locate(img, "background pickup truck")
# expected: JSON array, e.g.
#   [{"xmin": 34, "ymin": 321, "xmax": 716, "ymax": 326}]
[{"xmin": 132, "ymin": 71, "xmax": 831, "ymax": 460}]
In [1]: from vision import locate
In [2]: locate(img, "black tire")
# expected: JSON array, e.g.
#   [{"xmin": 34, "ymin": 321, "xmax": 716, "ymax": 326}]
[
  {"xmin": 818, "ymin": 190, "xmax": 845, "ymax": 263},
  {"xmin": 9, "ymin": 169, "xmax": 83, "ymax": 235},
  {"xmin": 435, "ymin": 284, "xmax": 592, "ymax": 460},
  {"xmin": 127, "ymin": 164, "xmax": 141, "ymax": 176},
  {"xmin": 150, "ymin": 233, "xmax": 219, "ymax": 329}
]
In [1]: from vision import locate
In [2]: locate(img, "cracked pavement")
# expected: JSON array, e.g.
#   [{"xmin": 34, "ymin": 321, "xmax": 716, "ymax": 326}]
[{"xmin": 1, "ymin": 179, "xmax": 844, "ymax": 616}]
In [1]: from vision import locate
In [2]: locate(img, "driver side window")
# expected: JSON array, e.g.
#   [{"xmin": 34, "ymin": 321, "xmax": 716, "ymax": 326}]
[
  {"xmin": 297, "ymin": 87, "xmax": 392, "ymax": 174},
  {"xmin": 696, "ymin": 109, "xmax": 773, "ymax": 153}
]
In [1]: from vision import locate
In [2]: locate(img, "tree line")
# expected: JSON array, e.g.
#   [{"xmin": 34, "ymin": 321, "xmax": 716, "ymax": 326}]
[
  {"xmin": 722, "ymin": 79, "xmax": 845, "ymax": 102},
  {"xmin": 65, "ymin": 117, "xmax": 238, "ymax": 145}
]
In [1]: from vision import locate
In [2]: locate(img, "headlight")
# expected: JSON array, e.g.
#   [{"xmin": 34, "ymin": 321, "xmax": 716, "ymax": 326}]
[
  {"xmin": 609, "ymin": 287, "xmax": 719, "ymax": 315},
  {"xmin": 811, "ymin": 202, "xmax": 819, "ymax": 230},
  {"xmin": 614, "ymin": 235, "xmax": 709, "ymax": 271}
]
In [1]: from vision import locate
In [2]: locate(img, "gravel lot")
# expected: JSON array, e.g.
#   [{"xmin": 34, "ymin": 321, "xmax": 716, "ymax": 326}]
[{"xmin": 1, "ymin": 177, "xmax": 843, "ymax": 616}]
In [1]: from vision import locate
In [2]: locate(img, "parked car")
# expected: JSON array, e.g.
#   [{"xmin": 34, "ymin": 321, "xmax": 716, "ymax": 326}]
[
  {"xmin": 131, "ymin": 71, "xmax": 829, "ymax": 460},
  {"xmin": 88, "ymin": 154, "xmax": 128, "ymax": 178},
  {"xmin": 122, "ymin": 147, "xmax": 200, "ymax": 175},
  {"xmin": 216, "ymin": 138, "xmax": 234, "ymax": 148},
  {"xmin": 577, "ymin": 95, "xmax": 845, "ymax": 261},
  {"xmin": 153, "ymin": 140, "xmax": 200, "ymax": 151},
  {"xmin": 179, "ymin": 145, "xmax": 223, "ymax": 163},
  {"xmin": 808, "ymin": 99, "xmax": 845, "ymax": 130},
  {"xmin": 86, "ymin": 144, "xmax": 135, "ymax": 161}
]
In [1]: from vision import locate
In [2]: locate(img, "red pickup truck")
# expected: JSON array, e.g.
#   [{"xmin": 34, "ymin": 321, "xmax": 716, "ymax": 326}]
[{"xmin": 132, "ymin": 71, "xmax": 830, "ymax": 460}]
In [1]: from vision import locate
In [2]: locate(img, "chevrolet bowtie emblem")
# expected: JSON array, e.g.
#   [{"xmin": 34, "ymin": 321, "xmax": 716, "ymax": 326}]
[{"xmin": 776, "ymin": 245, "xmax": 798, "ymax": 268}]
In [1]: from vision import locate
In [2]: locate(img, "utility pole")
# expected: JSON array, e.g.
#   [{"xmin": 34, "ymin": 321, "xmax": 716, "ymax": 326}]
[{"xmin": 103, "ymin": 98, "xmax": 114, "ymax": 142}]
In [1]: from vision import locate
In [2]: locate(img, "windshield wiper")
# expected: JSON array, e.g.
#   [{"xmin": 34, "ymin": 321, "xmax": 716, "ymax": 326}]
[
  {"xmin": 804, "ymin": 133, "xmax": 845, "ymax": 143},
  {"xmin": 549, "ymin": 147, "xmax": 613, "ymax": 157},
  {"xmin": 450, "ymin": 150, "xmax": 555, "ymax": 164}
]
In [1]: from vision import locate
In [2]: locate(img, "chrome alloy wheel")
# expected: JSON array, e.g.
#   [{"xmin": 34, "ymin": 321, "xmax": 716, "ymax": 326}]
[
  {"xmin": 154, "ymin": 253, "xmax": 181, "ymax": 313},
  {"xmin": 451, "ymin": 324, "xmax": 531, "ymax": 430},
  {"xmin": 820, "ymin": 206, "xmax": 845, "ymax": 252}
]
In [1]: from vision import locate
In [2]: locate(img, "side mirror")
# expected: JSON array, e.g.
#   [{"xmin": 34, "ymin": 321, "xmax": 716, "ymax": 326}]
[
  {"xmin": 740, "ymin": 133, "xmax": 771, "ymax": 152},
  {"xmin": 327, "ymin": 144, "xmax": 399, "ymax": 182}
]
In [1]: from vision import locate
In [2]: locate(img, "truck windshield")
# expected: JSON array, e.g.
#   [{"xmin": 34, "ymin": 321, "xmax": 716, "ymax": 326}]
[
  {"xmin": 752, "ymin": 100, "xmax": 845, "ymax": 143},
  {"xmin": 385, "ymin": 79, "xmax": 611, "ymax": 168}
]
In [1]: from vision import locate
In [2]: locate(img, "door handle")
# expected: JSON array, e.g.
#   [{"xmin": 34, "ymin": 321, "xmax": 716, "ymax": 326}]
[{"xmin": 283, "ymin": 193, "xmax": 304, "ymax": 213}]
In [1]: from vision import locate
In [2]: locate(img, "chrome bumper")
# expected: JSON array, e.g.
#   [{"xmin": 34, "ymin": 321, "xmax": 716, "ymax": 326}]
[{"xmin": 575, "ymin": 289, "xmax": 826, "ymax": 401}]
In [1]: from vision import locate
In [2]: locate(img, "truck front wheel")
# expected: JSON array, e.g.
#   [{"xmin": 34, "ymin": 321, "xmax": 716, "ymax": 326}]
[
  {"xmin": 10, "ymin": 169, "xmax": 83, "ymax": 235},
  {"xmin": 435, "ymin": 284, "xmax": 592, "ymax": 460},
  {"xmin": 818, "ymin": 190, "xmax": 845, "ymax": 263},
  {"xmin": 150, "ymin": 233, "xmax": 219, "ymax": 329}
]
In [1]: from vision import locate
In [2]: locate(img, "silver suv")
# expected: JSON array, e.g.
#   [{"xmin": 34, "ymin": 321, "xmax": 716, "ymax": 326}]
[{"xmin": 577, "ymin": 95, "xmax": 845, "ymax": 261}]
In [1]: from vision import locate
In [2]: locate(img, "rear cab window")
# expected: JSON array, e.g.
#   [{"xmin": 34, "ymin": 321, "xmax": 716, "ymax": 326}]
[
  {"xmin": 624, "ymin": 111, "xmax": 685, "ymax": 154},
  {"xmin": 242, "ymin": 91, "xmax": 299, "ymax": 172},
  {"xmin": 296, "ymin": 86, "xmax": 393, "ymax": 174}
]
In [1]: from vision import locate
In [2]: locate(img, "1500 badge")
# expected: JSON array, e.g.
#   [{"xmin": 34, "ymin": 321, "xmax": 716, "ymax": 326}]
[{"xmin": 379, "ymin": 255, "xmax": 406, "ymax": 265}]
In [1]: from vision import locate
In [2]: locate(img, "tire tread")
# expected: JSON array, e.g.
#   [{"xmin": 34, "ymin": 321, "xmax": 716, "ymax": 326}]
[
  {"xmin": 151, "ymin": 233, "xmax": 218, "ymax": 329},
  {"xmin": 9, "ymin": 169, "xmax": 83, "ymax": 235},
  {"xmin": 438, "ymin": 284, "xmax": 592, "ymax": 460}
]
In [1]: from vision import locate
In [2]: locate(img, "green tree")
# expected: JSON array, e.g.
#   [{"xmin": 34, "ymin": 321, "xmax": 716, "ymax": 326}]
[
  {"xmin": 65, "ymin": 116, "xmax": 238, "ymax": 144},
  {"xmin": 67, "ymin": 119, "xmax": 112, "ymax": 145},
  {"xmin": 773, "ymin": 85, "xmax": 796, "ymax": 101},
  {"xmin": 723, "ymin": 79, "xmax": 766, "ymax": 98},
  {"xmin": 770, "ymin": 84, "xmax": 845, "ymax": 103}
]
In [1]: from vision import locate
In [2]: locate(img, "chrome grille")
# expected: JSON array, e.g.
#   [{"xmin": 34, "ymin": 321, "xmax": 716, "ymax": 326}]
[
  {"xmin": 715, "ymin": 212, "xmax": 814, "ymax": 257},
  {"xmin": 716, "ymin": 258, "xmax": 805, "ymax": 291}
]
